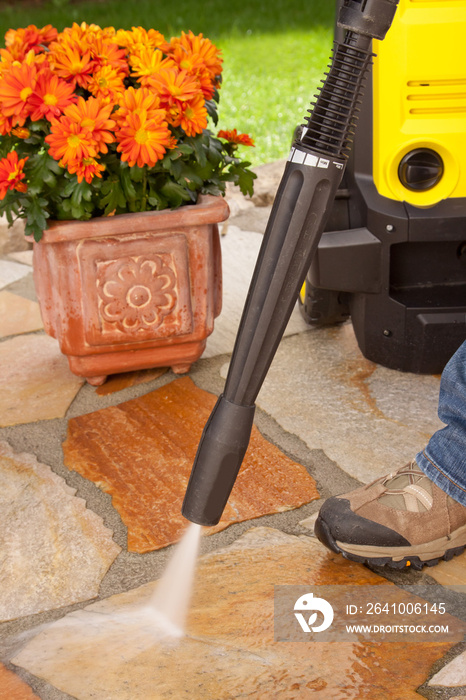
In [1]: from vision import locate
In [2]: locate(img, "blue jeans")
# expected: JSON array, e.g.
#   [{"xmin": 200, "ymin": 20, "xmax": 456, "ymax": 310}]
[{"xmin": 416, "ymin": 339, "xmax": 466, "ymax": 507}]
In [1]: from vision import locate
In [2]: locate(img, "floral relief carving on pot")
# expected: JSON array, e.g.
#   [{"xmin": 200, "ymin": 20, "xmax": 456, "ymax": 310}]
[
  {"xmin": 97, "ymin": 254, "xmax": 177, "ymax": 333},
  {"xmin": 78, "ymin": 232, "xmax": 194, "ymax": 347}
]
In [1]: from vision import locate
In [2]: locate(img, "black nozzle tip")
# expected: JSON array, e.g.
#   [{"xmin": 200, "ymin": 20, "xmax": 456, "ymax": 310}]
[{"xmin": 181, "ymin": 396, "xmax": 256, "ymax": 527}]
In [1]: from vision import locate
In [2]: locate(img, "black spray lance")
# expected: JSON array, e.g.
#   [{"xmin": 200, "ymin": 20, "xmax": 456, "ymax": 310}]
[{"xmin": 182, "ymin": 0, "xmax": 399, "ymax": 527}]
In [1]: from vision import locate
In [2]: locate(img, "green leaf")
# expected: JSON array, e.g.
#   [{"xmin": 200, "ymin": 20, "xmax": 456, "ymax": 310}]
[
  {"xmin": 236, "ymin": 165, "xmax": 257, "ymax": 197},
  {"xmin": 27, "ymin": 152, "xmax": 62, "ymax": 191},
  {"xmin": 120, "ymin": 168, "xmax": 137, "ymax": 201},
  {"xmin": 148, "ymin": 187, "xmax": 168, "ymax": 210},
  {"xmin": 201, "ymin": 183, "xmax": 224, "ymax": 197},
  {"xmin": 71, "ymin": 204, "xmax": 85, "ymax": 218},
  {"xmin": 205, "ymin": 100, "xmax": 219, "ymax": 126},
  {"xmin": 191, "ymin": 162, "xmax": 214, "ymax": 186},
  {"xmin": 23, "ymin": 196, "xmax": 50, "ymax": 241},
  {"xmin": 28, "ymin": 120, "xmax": 48, "ymax": 132},
  {"xmin": 207, "ymin": 139, "xmax": 223, "ymax": 167},
  {"xmin": 99, "ymin": 177, "xmax": 126, "ymax": 215},
  {"xmin": 129, "ymin": 165, "xmax": 145, "ymax": 182},
  {"xmin": 174, "ymin": 144, "xmax": 194, "ymax": 156},
  {"xmin": 160, "ymin": 180, "xmax": 194, "ymax": 208},
  {"xmin": 186, "ymin": 136, "xmax": 207, "ymax": 168}
]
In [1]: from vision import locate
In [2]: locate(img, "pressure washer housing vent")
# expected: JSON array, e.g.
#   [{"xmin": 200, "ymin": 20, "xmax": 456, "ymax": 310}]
[{"xmin": 300, "ymin": 0, "xmax": 466, "ymax": 374}]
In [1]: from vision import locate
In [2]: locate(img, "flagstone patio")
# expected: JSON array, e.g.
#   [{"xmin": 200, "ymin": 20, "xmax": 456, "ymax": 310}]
[{"xmin": 0, "ymin": 163, "xmax": 465, "ymax": 699}]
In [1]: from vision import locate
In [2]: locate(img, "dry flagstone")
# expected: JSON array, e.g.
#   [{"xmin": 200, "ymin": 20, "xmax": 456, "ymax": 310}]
[
  {"xmin": 63, "ymin": 376, "xmax": 319, "ymax": 552},
  {"xmin": 204, "ymin": 225, "xmax": 308, "ymax": 358},
  {"xmin": 0, "ymin": 440, "xmax": 121, "ymax": 621},
  {"xmin": 255, "ymin": 324, "xmax": 443, "ymax": 484},
  {"xmin": 426, "ymin": 552, "xmax": 466, "ymax": 591},
  {"xmin": 0, "ymin": 334, "xmax": 84, "ymax": 427},
  {"xmin": 0, "ymin": 290, "xmax": 43, "ymax": 338},
  {"xmin": 429, "ymin": 650, "xmax": 466, "ymax": 687},
  {"xmin": 12, "ymin": 527, "xmax": 459, "ymax": 699},
  {"xmin": 0, "ymin": 259, "xmax": 30, "ymax": 289}
]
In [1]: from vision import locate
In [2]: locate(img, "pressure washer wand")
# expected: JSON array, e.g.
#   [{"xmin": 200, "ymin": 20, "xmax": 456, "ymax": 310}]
[{"xmin": 182, "ymin": 0, "xmax": 399, "ymax": 526}]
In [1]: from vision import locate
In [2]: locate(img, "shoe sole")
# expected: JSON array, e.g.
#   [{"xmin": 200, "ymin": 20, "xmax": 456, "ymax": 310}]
[{"xmin": 315, "ymin": 516, "xmax": 466, "ymax": 571}]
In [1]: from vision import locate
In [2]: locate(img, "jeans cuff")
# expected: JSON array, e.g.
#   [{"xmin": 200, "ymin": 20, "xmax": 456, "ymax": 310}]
[{"xmin": 416, "ymin": 450, "xmax": 466, "ymax": 507}]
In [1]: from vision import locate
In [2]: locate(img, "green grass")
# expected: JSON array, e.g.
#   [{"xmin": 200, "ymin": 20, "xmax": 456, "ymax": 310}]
[{"xmin": 0, "ymin": 0, "xmax": 335, "ymax": 165}]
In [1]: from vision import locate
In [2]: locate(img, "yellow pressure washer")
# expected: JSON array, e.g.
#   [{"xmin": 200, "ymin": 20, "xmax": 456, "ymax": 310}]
[{"xmin": 300, "ymin": 0, "xmax": 466, "ymax": 373}]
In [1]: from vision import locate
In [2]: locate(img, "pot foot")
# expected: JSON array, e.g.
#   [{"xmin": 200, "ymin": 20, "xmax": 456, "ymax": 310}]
[
  {"xmin": 86, "ymin": 375, "xmax": 107, "ymax": 386},
  {"xmin": 172, "ymin": 363, "xmax": 191, "ymax": 375}
]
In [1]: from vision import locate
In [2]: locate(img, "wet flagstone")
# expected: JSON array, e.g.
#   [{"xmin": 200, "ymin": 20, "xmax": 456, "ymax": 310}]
[
  {"xmin": 428, "ymin": 650, "xmax": 466, "ymax": 687},
  {"xmin": 0, "ymin": 440, "xmax": 121, "ymax": 621},
  {"xmin": 63, "ymin": 376, "xmax": 319, "ymax": 552},
  {"xmin": 0, "ymin": 334, "xmax": 84, "ymax": 427},
  {"xmin": 0, "ymin": 663, "xmax": 39, "ymax": 699},
  {"xmin": 12, "ymin": 527, "xmax": 457, "ymax": 699},
  {"xmin": 0, "ymin": 290, "xmax": 43, "ymax": 338},
  {"xmin": 255, "ymin": 324, "xmax": 443, "ymax": 484}
]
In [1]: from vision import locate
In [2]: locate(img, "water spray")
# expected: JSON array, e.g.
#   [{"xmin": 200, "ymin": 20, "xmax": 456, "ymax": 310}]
[{"xmin": 182, "ymin": 0, "xmax": 400, "ymax": 527}]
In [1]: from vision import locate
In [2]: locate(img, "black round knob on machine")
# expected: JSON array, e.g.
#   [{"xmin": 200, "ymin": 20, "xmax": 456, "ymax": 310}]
[{"xmin": 398, "ymin": 148, "xmax": 444, "ymax": 191}]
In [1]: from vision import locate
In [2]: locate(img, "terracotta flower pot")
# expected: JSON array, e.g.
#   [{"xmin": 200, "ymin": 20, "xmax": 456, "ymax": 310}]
[{"xmin": 32, "ymin": 195, "xmax": 229, "ymax": 385}]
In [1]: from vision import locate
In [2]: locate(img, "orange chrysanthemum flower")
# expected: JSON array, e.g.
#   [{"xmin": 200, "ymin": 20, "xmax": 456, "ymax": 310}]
[
  {"xmin": 0, "ymin": 151, "xmax": 28, "ymax": 199},
  {"xmin": 0, "ymin": 113, "xmax": 13, "ymax": 136},
  {"xmin": 0, "ymin": 61, "xmax": 36, "ymax": 122},
  {"xmin": 59, "ymin": 22, "xmax": 112, "ymax": 44},
  {"xmin": 87, "ymin": 35, "xmax": 129, "ymax": 76},
  {"xmin": 168, "ymin": 31, "xmax": 222, "ymax": 84},
  {"xmin": 0, "ymin": 49, "xmax": 15, "ymax": 77},
  {"xmin": 11, "ymin": 126, "xmax": 30, "ymax": 139},
  {"xmin": 116, "ymin": 111, "xmax": 171, "ymax": 168},
  {"xmin": 148, "ymin": 67, "xmax": 201, "ymax": 108},
  {"xmin": 67, "ymin": 156, "xmax": 105, "ymax": 184},
  {"xmin": 86, "ymin": 64, "xmax": 126, "ymax": 104},
  {"xmin": 64, "ymin": 96, "xmax": 115, "ymax": 154},
  {"xmin": 4, "ymin": 25, "xmax": 57, "ymax": 62},
  {"xmin": 169, "ymin": 45, "xmax": 215, "ymax": 100},
  {"xmin": 48, "ymin": 37, "xmax": 94, "ymax": 88},
  {"xmin": 114, "ymin": 86, "xmax": 162, "ymax": 122},
  {"xmin": 217, "ymin": 129, "xmax": 255, "ymax": 147},
  {"xmin": 165, "ymin": 103, "xmax": 181, "ymax": 128},
  {"xmin": 28, "ymin": 70, "xmax": 76, "ymax": 122},
  {"xmin": 45, "ymin": 115, "xmax": 98, "ymax": 166},
  {"xmin": 115, "ymin": 26, "xmax": 166, "ymax": 52},
  {"xmin": 129, "ymin": 47, "xmax": 174, "ymax": 87},
  {"xmin": 180, "ymin": 93, "xmax": 207, "ymax": 137},
  {"xmin": 5, "ymin": 24, "xmax": 57, "ymax": 52}
]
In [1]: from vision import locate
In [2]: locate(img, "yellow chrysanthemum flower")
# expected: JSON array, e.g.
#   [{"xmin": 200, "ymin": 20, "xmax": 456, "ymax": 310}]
[{"xmin": 129, "ymin": 47, "xmax": 174, "ymax": 87}]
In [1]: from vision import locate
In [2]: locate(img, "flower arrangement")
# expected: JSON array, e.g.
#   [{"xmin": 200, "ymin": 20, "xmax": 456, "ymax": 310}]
[{"xmin": 0, "ymin": 23, "xmax": 256, "ymax": 240}]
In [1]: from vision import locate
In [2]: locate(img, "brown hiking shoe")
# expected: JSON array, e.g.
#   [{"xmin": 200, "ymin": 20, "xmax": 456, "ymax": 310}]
[{"xmin": 314, "ymin": 460, "xmax": 466, "ymax": 570}]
